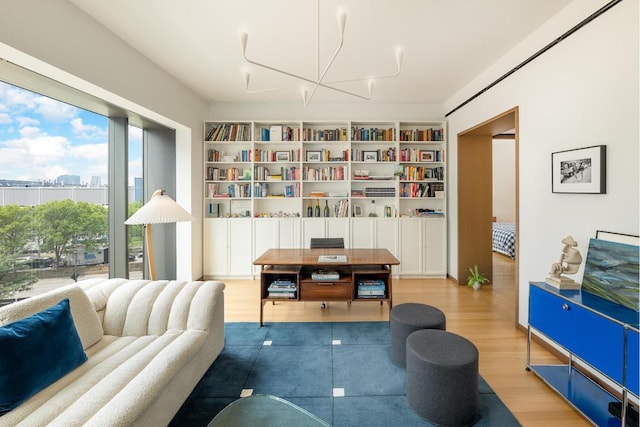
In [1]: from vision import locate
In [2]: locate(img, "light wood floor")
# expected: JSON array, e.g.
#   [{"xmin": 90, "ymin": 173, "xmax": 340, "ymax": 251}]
[{"xmin": 222, "ymin": 254, "xmax": 590, "ymax": 426}]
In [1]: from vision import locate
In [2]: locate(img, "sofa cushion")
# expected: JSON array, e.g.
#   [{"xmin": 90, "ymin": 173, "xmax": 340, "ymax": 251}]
[
  {"xmin": 0, "ymin": 283, "xmax": 103, "ymax": 350},
  {"xmin": 0, "ymin": 298, "xmax": 87, "ymax": 415}
]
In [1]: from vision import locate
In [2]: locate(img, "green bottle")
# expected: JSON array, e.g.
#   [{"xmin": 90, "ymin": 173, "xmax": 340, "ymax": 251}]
[
  {"xmin": 307, "ymin": 200, "xmax": 313, "ymax": 217},
  {"xmin": 315, "ymin": 200, "xmax": 320, "ymax": 217},
  {"xmin": 324, "ymin": 200, "xmax": 330, "ymax": 217}
]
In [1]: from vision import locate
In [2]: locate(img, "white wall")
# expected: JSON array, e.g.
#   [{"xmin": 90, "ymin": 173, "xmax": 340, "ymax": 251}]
[
  {"xmin": 445, "ymin": 0, "xmax": 639, "ymax": 326},
  {"xmin": 0, "ymin": 0, "xmax": 209, "ymax": 280},
  {"xmin": 492, "ymin": 139, "xmax": 516, "ymax": 222},
  {"xmin": 208, "ymin": 102, "xmax": 444, "ymax": 123}
]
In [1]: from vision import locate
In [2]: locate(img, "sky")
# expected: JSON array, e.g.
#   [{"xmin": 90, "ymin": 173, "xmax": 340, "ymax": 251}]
[{"xmin": 0, "ymin": 81, "xmax": 142, "ymax": 186}]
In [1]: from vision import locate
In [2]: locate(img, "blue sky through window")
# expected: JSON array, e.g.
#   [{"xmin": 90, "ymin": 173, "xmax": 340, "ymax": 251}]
[{"xmin": 0, "ymin": 81, "xmax": 142, "ymax": 186}]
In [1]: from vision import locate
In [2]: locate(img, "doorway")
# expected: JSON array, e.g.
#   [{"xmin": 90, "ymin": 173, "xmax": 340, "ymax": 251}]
[{"xmin": 457, "ymin": 107, "xmax": 519, "ymax": 323}]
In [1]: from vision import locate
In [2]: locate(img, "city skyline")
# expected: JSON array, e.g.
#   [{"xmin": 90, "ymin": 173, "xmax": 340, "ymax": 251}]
[{"xmin": 0, "ymin": 81, "xmax": 142, "ymax": 186}]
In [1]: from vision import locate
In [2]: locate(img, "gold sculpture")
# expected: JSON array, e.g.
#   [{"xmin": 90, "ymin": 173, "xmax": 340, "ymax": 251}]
[{"xmin": 546, "ymin": 235, "xmax": 583, "ymax": 289}]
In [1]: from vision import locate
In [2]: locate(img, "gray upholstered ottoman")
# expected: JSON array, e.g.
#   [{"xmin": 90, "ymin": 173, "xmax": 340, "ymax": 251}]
[
  {"xmin": 390, "ymin": 303, "xmax": 446, "ymax": 367},
  {"xmin": 406, "ymin": 329, "xmax": 478, "ymax": 427}
]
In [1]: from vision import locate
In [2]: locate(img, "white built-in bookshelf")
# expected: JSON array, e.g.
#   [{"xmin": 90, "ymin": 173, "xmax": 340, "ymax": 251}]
[
  {"xmin": 203, "ymin": 121, "xmax": 446, "ymax": 219},
  {"xmin": 202, "ymin": 120, "xmax": 447, "ymax": 279}
]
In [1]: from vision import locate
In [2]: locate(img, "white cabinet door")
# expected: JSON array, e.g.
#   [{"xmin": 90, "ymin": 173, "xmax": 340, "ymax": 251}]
[
  {"xmin": 228, "ymin": 218, "xmax": 253, "ymax": 276},
  {"xmin": 253, "ymin": 218, "xmax": 278, "ymax": 274},
  {"xmin": 278, "ymin": 217, "xmax": 301, "ymax": 248},
  {"xmin": 351, "ymin": 218, "xmax": 375, "ymax": 248},
  {"xmin": 203, "ymin": 219, "xmax": 229, "ymax": 277},
  {"xmin": 399, "ymin": 218, "xmax": 422, "ymax": 275},
  {"xmin": 423, "ymin": 218, "xmax": 446, "ymax": 275},
  {"xmin": 326, "ymin": 218, "xmax": 350, "ymax": 246},
  {"xmin": 302, "ymin": 218, "xmax": 326, "ymax": 247}
]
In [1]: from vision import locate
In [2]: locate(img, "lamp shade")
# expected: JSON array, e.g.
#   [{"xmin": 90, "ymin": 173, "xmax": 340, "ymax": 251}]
[{"xmin": 125, "ymin": 189, "xmax": 192, "ymax": 225}]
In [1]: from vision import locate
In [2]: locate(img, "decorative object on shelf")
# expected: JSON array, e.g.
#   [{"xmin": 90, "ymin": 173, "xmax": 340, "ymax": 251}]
[
  {"xmin": 307, "ymin": 200, "xmax": 313, "ymax": 217},
  {"xmin": 239, "ymin": 0, "xmax": 403, "ymax": 106},
  {"xmin": 323, "ymin": 200, "xmax": 330, "ymax": 217},
  {"xmin": 467, "ymin": 264, "xmax": 489, "ymax": 290},
  {"xmin": 353, "ymin": 204, "xmax": 363, "ymax": 217},
  {"xmin": 368, "ymin": 200, "xmax": 377, "ymax": 217},
  {"xmin": 363, "ymin": 151, "xmax": 378, "ymax": 162},
  {"xmin": 124, "ymin": 189, "xmax": 192, "ymax": 280},
  {"xmin": 551, "ymin": 145, "xmax": 606, "ymax": 194},
  {"xmin": 545, "ymin": 235, "xmax": 582, "ymax": 289},
  {"xmin": 275, "ymin": 151, "xmax": 290, "ymax": 162},
  {"xmin": 306, "ymin": 151, "xmax": 322, "ymax": 162},
  {"xmin": 315, "ymin": 199, "xmax": 321, "ymax": 217}
]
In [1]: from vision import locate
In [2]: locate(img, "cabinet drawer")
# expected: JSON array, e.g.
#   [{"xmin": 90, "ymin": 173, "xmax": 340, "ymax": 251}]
[
  {"xmin": 529, "ymin": 285, "xmax": 624, "ymax": 383},
  {"xmin": 300, "ymin": 280, "xmax": 352, "ymax": 301}
]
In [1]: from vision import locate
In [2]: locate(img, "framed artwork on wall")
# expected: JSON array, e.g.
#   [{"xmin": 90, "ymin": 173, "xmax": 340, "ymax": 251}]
[{"xmin": 551, "ymin": 145, "xmax": 606, "ymax": 194}]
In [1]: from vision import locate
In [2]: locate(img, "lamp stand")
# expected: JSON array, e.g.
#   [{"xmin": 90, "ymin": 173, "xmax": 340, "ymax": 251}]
[{"xmin": 145, "ymin": 223, "xmax": 156, "ymax": 281}]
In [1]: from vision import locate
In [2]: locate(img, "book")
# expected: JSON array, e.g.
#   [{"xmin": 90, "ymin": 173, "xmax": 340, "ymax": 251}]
[
  {"xmin": 318, "ymin": 255, "xmax": 347, "ymax": 263},
  {"xmin": 311, "ymin": 270, "xmax": 340, "ymax": 280}
]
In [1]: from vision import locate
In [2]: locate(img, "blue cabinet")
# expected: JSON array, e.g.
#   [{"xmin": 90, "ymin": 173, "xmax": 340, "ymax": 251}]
[{"xmin": 528, "ymin": 282, "xmax": 639, "ymax": 426}]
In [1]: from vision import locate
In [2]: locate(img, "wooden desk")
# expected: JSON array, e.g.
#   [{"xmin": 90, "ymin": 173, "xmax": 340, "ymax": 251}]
[{"xmin": 254, "ymin": 248, "xmax": 400, "ymax": 326}]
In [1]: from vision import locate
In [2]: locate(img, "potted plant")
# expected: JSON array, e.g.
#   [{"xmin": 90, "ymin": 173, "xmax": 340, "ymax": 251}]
[{"xmin": 467, "ymin": 264, "xmax": 490, "ymax": 290}]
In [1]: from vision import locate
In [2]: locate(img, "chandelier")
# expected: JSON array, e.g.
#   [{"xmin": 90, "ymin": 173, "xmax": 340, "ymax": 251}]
[{"xmin": 240, "ymin": 0, "xmax": 403, "ymax": 106}]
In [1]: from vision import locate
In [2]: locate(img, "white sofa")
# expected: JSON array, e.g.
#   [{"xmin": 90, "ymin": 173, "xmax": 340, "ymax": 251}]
[{"xmin": 0, "ymin": 278, "xmax": 225, "ymax": 427}]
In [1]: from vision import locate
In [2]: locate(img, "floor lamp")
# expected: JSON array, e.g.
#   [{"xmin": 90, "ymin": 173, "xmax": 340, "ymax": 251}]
[{"xmin": 124, "ymin": 189, "xmax": 192, "ymax": 280}]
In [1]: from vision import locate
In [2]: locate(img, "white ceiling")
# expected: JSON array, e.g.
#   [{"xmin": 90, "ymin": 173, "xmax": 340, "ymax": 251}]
[{"xmin": 69, "ymin": 0, "xmax": 572, "ymax": 105}]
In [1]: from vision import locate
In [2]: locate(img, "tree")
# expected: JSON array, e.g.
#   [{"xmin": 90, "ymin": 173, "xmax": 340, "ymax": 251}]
[
  {"xmin": 127, "ymin": 201, "xmax": 143, "ymax": 251},
  {"xmin": 34, "ymin": 200, "xmax": 108, "ymax": 267},
  {"xmin": 0, "ymin": 205, "xmax": 36, "ymax": 298}
]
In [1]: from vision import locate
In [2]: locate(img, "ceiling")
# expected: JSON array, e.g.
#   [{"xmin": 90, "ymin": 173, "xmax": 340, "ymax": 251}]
[{"xmin": 69, "ymin": 0, "xmax": 572, "ymax": 105}]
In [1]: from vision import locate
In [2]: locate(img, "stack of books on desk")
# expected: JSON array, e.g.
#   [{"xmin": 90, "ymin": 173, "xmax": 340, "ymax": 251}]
[
  {"xmin": 267, "ymin": 280, "xmax": 297, "ymax": 299},
  {"xmin": 357, "ymin": 279, "xmax": 386, "ymax": 298},
  {"xmin": 311, "ymin": 269, "xmax": 340, "ymax": 280}
]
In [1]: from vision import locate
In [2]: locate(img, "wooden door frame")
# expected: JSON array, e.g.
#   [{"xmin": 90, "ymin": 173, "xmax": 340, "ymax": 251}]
[{"xmin": 457, "ymin": 107, "xmax": 519, "ymax": 324}]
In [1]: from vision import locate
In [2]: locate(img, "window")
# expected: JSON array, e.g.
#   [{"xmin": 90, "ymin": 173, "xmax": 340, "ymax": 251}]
[{"xmin": 0, "ymin": 81, "xmax": 144, "ymax": 300}]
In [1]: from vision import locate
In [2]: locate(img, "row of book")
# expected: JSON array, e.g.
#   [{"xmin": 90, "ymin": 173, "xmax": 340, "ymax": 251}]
[
  {"xmin": 303, "ymin": 127, "xmax": 348, "ymax": 141},
  {"xmin": 206, "ymin": 123, "xmax": 251, "ymax": 141},
  {"xmin": 399, "ymin": 166, "xmax": 444, "ymax": 181},
  {"xmin": 398, "ymin": 148, "xmax": 445, "ymax": 163},
  {"xmin": 206, "ymin": 167, "xmax": 252, "ymax": 181},
  {"xmin": 267, "ymin": 280, "xmax": 297, "ymax": 299},
  {"xmin": 256, "ymin": 126, "xmax": 300, "ymax": 142},
  {"xmin": 365, "ymin": 187, "xmax": 396, "ymax": 197},
  {"xmin": 351, "ymin": 127, "xmax": 395, "ymax": 142},
  {"xmin": 357, "ymin": 279, "xmax": 386, "ymax": 298},
  {"xmin": 399, "ymin": 182, "xmax": 445, "ymax": 198},
  {"xmin": 253, "ymin": 182, "xmax": 300, "ymax": 198},
  {"xmin": 254, "ymin": 149, "xmax": 300, "ymax": 163},
  {"xmin": 351, "ymin": 148, "xmax": 397, "ymax": 162},
  {"xmin": 305, "ymin": 148, "xmax": 349, "ymax": 162},
  {"xmin": 398, "ymin": 128, "xmax": 444, "ymax": 142},
  {"xmin": 254, "ymin": 166, "xmax": 301, "ymax": 181},
  {"xmin": 302, "ymin": 166, "xmax": 346, "ymax": 181}
]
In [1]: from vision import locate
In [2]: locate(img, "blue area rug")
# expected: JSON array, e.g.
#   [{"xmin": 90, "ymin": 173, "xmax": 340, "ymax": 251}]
[{"xmin": 170, "ymin": 322, "xmax": 521, "ymax": 426}]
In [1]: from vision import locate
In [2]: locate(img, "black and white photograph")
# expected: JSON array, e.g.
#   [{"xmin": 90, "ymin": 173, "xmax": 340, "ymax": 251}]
[
  {"xmin": 306, "ymin": 151, "xmax": 322, "ymax": 162},
  {"xmin": 363, "ymin": 151, "xmax": 378, "ymax": 162},
  {"xmin": 552, "ymin": 145, "xmax": 606, "ymax": 194}
]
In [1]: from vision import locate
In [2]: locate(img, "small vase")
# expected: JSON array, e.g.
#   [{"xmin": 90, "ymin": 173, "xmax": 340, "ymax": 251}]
[{"xmin": 472, "ymin": 282, "xmax": 481, "ymax": 291}]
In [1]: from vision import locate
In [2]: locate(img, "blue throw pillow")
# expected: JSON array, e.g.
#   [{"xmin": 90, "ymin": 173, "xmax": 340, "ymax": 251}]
[{"xmin": 0, "ymin": 298, "xmax": 88, "ymax": 415}]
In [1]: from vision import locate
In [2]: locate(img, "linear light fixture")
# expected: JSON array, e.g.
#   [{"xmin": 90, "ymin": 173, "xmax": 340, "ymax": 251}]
[{"xmin": 240, "ymin": 0, "xmax": 403, "ymax": 106}]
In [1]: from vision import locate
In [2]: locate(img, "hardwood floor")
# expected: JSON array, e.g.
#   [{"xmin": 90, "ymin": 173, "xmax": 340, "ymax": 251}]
[{"xmin": 222, "ymin": 254, "xmax": 590, "ymax": 426}]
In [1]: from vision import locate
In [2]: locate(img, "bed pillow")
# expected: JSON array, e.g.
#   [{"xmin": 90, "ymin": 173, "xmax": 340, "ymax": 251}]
[{"xmin": 0, "ymin": 298, "xmax": 88, "ymax": 414}]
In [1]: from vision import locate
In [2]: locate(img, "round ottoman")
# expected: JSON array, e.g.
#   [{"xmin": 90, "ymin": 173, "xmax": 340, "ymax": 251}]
[
  {"xmin": 406, "ymin": 329, "xmax": 478, "ymax": 427},
  {"xmin": 390, "ymin": 303, "xmax": 446, "ymax": 367}
]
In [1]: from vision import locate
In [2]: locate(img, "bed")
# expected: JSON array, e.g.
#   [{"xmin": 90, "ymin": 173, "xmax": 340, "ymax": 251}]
[{"xmin": 492, "ymin": 222, "xmax": 516, "ymax": 259}]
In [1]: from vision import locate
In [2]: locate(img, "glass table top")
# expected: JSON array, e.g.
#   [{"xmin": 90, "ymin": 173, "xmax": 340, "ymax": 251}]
[{"xmin": 207, "ymin": 394, "xmax": 331, "ymax": 427}]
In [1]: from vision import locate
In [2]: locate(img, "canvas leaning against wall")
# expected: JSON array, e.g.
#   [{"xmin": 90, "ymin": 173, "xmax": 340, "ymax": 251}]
[{"xmin": 582, "ymin": 238, "xmax": 639, "ymax": 312}]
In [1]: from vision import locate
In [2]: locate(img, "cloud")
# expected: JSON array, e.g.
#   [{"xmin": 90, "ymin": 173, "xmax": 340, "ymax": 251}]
[
  {"xmin": 71, "ymin": 118, "xmax": 107, "ymax": 140},
  {"xmin": 0, "ymin": 113, "xmax": 11, "ymax": 124},
  {"xmin": 17, "ymin": 116, "xmax": 39, "ymax": 127},
  {"xmin": 70, "ymin": 142, "xmax": 108, "ymax": 161},
  {"xmin": 35, "ymin": 97, "xmax": 78, "ymax": 122}
]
